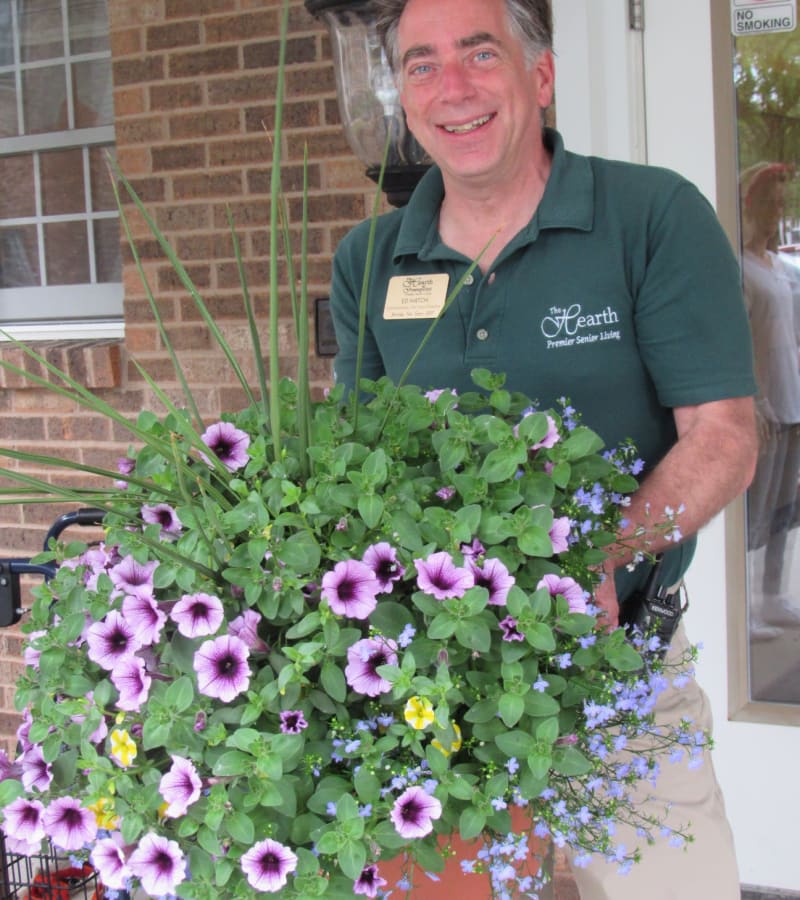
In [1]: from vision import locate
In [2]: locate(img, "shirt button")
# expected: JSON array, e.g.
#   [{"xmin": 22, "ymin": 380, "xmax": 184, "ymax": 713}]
[
  {"xmin": 463, "ymin": 273, "xmax": 474, "ymax": 285},
  {"xmin": 476, "ymin": 328, "xmax": 489, "ymax": 341}
]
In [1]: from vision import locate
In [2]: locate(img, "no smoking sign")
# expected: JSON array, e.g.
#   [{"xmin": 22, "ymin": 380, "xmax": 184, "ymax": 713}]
[{"xmin": 731, "ymin": 0, "xmax": 797, "ymax": 34}]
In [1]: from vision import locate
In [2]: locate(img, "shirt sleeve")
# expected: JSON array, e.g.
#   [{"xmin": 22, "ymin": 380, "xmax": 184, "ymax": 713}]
[
  {"xmin": 633, "ymin": 181, "xmax": 757, "ymax": 408},
  {"xmin": 329, "ymin": 226, "xmax": 387, "ymax": 397}
]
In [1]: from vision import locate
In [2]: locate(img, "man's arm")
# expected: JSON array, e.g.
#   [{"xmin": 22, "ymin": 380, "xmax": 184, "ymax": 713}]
[{"xmin": 595, "ymin": 394, "xmax": 758, "ymax": 627}]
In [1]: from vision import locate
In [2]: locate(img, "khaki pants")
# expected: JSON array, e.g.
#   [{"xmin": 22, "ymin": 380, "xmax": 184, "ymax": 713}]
[{"xmin": 568, "ymin": 623, "xmax": 740, "ymax": 900}]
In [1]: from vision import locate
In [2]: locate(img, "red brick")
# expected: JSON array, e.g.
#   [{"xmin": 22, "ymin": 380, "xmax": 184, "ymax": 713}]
[
  {"xmin": 285, "ymin": 65, "xmax": 336, "ymax": 98},
  {"xmin": 146, "ymin": 20, "xmax": 201, "ymax": 51},
  {"xmin": 244, "ymin": 99, "xmax": 320, "ymax": 133},
  {"xmin": 151, "ymin": 144, "xmax": 207, "ymax": 171},
  {"xmin": 168, "ymin": 46, "xmax": 239, "ymax": 79},
  {"xmin": 169, "ymin": 109, "xmax": 241, "ymax": 140},
  {"xmin": 110, "ymin": 26, "xmax": 144, "ymax": 57},
  {"xmin": 286, "ymin": 129, "xmax": 351, "ymax": 161},
  {"xmin": 207, "ymin": 138, "xmax": 270, "ymax": 168},
  {"xmin": 175, "ymin": 232, "xmax": 236, "ymax": 260},
  {"xmin": 150, "ymin": 82, "xmax": 204, "ymax": 111},
  {"xmin": 172, "ymin": 171, "xmax": 244, "ymax": 200},
  {"xmin": 116, "ymin": 116, "xmax": 167, "ymax": 145},
  {"xmin": 154, "ymin": 203, "xmax": 211, "ymax": 232},
  {"xmin": 113, "ymin": 86, "xmax": 148, "ymax": 117},
  {"xmin": 46, "ymin": 416, "xmax": 113, "ymax": 442},
  {"xmin": 243, "ymin": 36, "xmax": 317, "ymax": 70},
  {"xmin": 207, "ymin": 73, "xmax": 278, "ymax": 106},
  {"xmin": 165, "ymin": 0, "xmax": 230, "ymax": 17},
  {"xmin": 204, "ymin": 11, "xmax": 279, "ymax": 43},
  {"xmin": 113, "ymin": 56, "xmax": 165, "ymax": 87},
  {"xmin": 246, "ymin": 162, "xmax": 321, "ymax": 194},
  {"xmin": 157, "ymin": 263, "xmax": 212, "ymax": 292}
]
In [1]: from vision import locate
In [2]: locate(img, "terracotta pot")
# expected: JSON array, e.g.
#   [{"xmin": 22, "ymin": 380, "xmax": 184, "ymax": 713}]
[{"xmin": 377, "ymin": 809, "xmax": 552, "ymax": 898}]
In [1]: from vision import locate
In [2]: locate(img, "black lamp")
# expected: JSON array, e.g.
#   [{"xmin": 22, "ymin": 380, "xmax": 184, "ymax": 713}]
[{"xmin": 304, "ymin": 0, "xmax": 431, "ymax": 207}]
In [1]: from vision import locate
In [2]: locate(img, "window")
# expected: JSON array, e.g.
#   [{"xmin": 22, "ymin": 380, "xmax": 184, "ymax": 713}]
[{"xmin": 0, "ymin": 0, "xmax": 122, "ymax": 340}]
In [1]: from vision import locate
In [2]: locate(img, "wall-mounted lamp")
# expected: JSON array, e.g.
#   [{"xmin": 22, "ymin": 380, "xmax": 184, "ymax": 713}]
[{"xmin": 304, "ymin": 0, "xmax": 431, "ymax": 207}]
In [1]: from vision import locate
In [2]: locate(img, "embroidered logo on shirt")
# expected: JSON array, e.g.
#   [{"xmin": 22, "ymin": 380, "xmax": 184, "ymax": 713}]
[{"xmin": 540, "ymin": 304, "xmax": 621, "ymax": 349}]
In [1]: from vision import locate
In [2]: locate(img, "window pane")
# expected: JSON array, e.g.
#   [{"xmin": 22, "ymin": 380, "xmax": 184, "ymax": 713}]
[
  {"xmin": 20, "ymin": 0, "xmax": 64, "ymax": 63},
  {"xmin": 94, "ymin": 218, "xmax": 120, "ymax": 282},
  {"xmin": 69, "ymin": 0, "xmax": 110, "ymax": 55},
  {"xmin": 89, "ymin": 144, "xmax": 115, "ymax": 211},
  {"xmin": 73, "ymin": 58, "xmax": 113, "ymax": 128},
  {"xmin": 0, "ymin": 72, "xmax": 19, "ymax": 137},
  {"xmin": 0, "ymin": 154, "xmax": 35, "ymax": 218},
  {"xmin": 23, "ymin": 65, "xmax": 68, "ymax": 133},
  {"xmin": 45, "ymin": 221, "xmax": 88, "ymax": 284},
  {"xmin": 0, "ymin": 3, "xmax": 14, "ymax": 67},
  {"xmin": 41, "ymin": 147, "xmax": 85, "ymax": 215},
  {"xmin": 0, "ymin": 226, "xmax": 41, "ymax": 287}
]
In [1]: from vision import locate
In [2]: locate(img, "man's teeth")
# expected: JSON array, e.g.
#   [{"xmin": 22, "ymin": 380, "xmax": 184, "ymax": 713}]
[{"xmin": 443, "ymin": 114, "xmax": 492, "ymax": 134}]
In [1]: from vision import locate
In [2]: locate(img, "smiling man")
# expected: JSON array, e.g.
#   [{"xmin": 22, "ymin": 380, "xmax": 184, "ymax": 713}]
[{"xmin": 329, "ymin": 1, "xmax": 757, "ymax": 897}]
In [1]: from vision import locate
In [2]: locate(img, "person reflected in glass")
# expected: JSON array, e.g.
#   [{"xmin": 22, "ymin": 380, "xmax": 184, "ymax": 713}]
[{"xmin": 741, "ymin": 161, "xmax": 800, "ymax": 635}]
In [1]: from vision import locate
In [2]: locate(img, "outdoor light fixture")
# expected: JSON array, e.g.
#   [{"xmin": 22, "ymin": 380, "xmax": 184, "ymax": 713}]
[{"xmin": 304, "ymin": 0, "xmax": 431, "ymax": 207}]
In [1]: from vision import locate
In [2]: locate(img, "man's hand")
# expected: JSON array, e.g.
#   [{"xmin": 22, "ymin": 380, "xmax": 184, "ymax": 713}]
[{"xmin": 593, "ymin": 568, "xmax": 620, "ymax": 630}]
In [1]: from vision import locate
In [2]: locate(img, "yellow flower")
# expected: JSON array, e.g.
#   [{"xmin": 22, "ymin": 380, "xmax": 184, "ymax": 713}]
[
  {"xmin": 432, "ymin": 723, "xmax": 463, "ymax": 757},
  {"xmin": 110, "ymin": 729, "xmax": 137, "ymax": 768},
  {"xmin": 404, "ymin": 696, "xmax": 435, "ymax": 730},
  {"xmin": 87, "ymin": 797, "xmax": 120, "ymax": 830}
]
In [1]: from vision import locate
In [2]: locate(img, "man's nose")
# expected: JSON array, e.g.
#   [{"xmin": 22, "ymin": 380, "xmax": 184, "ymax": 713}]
[{"xmin": 438, "ymin": 60, "xmax": 476, "ymax": 102}]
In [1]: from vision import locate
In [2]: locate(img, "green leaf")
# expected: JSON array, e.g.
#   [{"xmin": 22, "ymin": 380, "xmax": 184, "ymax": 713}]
[
  {"xmin": 321, "ymin": 661, "xmax": 347, "ymax": 702},
  {"xmin": 165, "ymin": 675, "xmax": 195, "ymax": 713},
  {"xmin": 358, "ymin": 493, "xmax": 384, "ymax": 529},
  {"xmin": 604, "ymin": 640, "xmax": 644, "ymax": 672},
  {"xmin": 498, "ymin": 692, "xmax": 525, "ymax": 727},
  {"xmin": 479, "ymin": 447, "xmax": 523, "ymax": 483},
  {"xmin": 455, "ymin": 619, "xmax": 491, "ymax": 652},
  {"xmin": 527, "ymin": 751, "xmax": 552, "ymax": 780},
  {"xmin": 553, "ymin": 746, "xmax": 593, "ymax": 776},
  {"xmin": 459, "ymin": 805, "xmax": 486, "ymax": 841},
  {"xmin": 517, "ymin": 525, "xmax": 553, "ymax": 557},
  {"xmin": 211, "ymin": 750, "xmax": 253, "ymax": 777},
  {"xmin": 0, "ymin": 779, "xmax": 23, "ymax": 808},
  {"xmin": 225, "ymin": 811, "xmax": 255, "ymax": 844},
  {"xmin": 362, "ymin": 448, "xmax": 388, "ymax": 482},
  {"xmin": 315, "ymin": 830, "xmax": 342, "ymax": 855},
  {"xmin": 495, "ymin": 729, "xmax": 537, "ymax": 757},
  {"xmin": 427, "ymin": 612, "xmax": 457, "ymax": 641},
  {"xmin": 276, "ymin": 531, "xmax": 321, "ymax": 574},
  {"xmin": 338, "ymin": 839, "xmax": 368, "ymax": 881},
  {"xmin": 525, "ymin": 622, "xmax": 556, "ymax": 651}
]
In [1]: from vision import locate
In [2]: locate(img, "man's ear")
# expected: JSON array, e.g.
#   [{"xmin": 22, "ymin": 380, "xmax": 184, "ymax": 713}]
[{"xmin": 534, "ymin": 49, "xmax": 555, "ymax": 110}]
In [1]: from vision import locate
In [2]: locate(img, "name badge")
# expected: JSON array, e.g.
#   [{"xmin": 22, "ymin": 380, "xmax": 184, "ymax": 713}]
[{"xmin": 383, "ymin": 273, "xmax": 450, "ymax": 320}]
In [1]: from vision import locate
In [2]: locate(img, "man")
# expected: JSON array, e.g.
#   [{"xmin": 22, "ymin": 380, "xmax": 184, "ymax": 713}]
[{"xmin": 329, "ymin": 0, "xmax": 758, "ymax": 896}]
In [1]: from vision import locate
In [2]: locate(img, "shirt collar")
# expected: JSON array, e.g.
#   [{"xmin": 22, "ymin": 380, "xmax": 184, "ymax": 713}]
[{"xmin": 392, "ymin": 128, "xmax": 595, "ymax": 264}]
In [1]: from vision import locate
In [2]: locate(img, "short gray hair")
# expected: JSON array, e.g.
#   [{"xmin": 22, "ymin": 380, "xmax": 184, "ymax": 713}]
[{"xmin": 374, "ymin": 0, "xmax": 553, "ymax": 73}]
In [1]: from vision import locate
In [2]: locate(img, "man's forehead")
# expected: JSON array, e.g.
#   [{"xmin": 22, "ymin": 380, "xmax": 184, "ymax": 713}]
[{"xmin": 400, "ymin": 30, "xmax": 504, "ymax": 66}]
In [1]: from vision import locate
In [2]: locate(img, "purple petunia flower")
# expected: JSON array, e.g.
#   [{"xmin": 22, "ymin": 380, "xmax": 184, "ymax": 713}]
[
  {"xmin": 415, "ymin": 551, "xmax": 474, "ymax": 600},
  {"xmin": 537, "ymin": 573, "xmax": 587, "ymax": 614},
  {"xmin": 170, "ymin": 592, "xmax": 225, "ymax": 638},
  {"xmin": 390, "ymin": 785, "xmax": 442, "ymax": 839},
  {"xmin": 141, "ymin": 503, "xmax": 183, "ymax": 539},
  {"xmin": 321, "ymin": 560, "xmax": 380, "ymax": 619},
  {"xmin": 499, "ymin": 615, "xmax": 525, "ymax": 642},
  {"xmin": 362, "ymin": 542, "xmax": 405, "ymax": 593},
  {"xmin": 345, "ymin": 637, "xmax": 398, "ymax": 697},
  {"xmin": 1, "ymin": 797, "xmax": 45, "ymax": 849},
  {"xmin": 111, "ymin": 655, "xmax": 152, "ymax": 712},
  {"xmin": 21, "ymin": 745, "xmax": 53, "ymax": 792},
  {"xmin": 86, "ymin": 611, "xmax": 143, "ymax": 671},
  {"xmin": 0, "ymin": 749, "xmax": 21, "ymax": 783},
  {"xmin": 159, "ymin": 755, "xmax": 202, "ymax": 818},
  {"xmin": 279, "ymin": 710, "xmax": 308, "ymax": 734},
  {"xmin": 532, "ymin": 414, "xmax": 560, "ymax": 450},
  {"xmin": 42, "ymin": 796, "xmax": 97, "ymax": 851},
  {"xmin": 200, "ymin": 421, "xmax": 251, "ymax": 472},
  {"xmin": 122, "ymin": 593, "xmax": 167, "ymax": 646},
  {"xmin": 128, "ymin": 832, "xmax": 187, "ymax": 896},
  {"xmin": 469, "ymin": 557, "xmax": 515, "ymax": 606},
  {"xmin": 241, "ymin": 838, "xmax": 298, "ymax": 892},
  {"xmin": 109, "ymin": 555, "xmax": 158, "ymax": 601},
  {"xmin": 115, "ymin": 455, "xmax": 135, "ymax": 489},
  {"xmin": 354, "ymin": 864, "xmax": 388, "ymax": 897},
  {"xmin": 228, "ymin": 609, "xmax": 270, "ymax": 652},
  {"xmin": 193, "ymin": 634, "xmax": 251, "ymax": 702},
  {"xmin": 91, "ymin": 836, "xmax": 132, "ymax": 891},
  {"xmin": 549, "ymin": 516, "xmax": 572, "ymax": 554},
  {"xmin": 460, "ymin": 538, "xmax": 485, "ymax": 559}
]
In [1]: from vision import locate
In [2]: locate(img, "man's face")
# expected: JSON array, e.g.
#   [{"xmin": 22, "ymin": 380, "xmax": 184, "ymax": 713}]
[{"xmin": 396, "ymin": 0, "xmax": 554, "ymax": 189}]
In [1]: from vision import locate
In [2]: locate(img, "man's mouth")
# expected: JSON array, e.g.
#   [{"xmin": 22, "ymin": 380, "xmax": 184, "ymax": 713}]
[{"xmin": 440, "ymin": 113, "xmax": 494, "ymax": 135}]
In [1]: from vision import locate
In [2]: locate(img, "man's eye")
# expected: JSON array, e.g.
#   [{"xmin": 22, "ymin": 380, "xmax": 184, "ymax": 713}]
[
  {"xmin": 474, "ymin": 49, "xmax": 496, "ymax": 62},
  {"xmin": 408, "ymin": 63, "xmax": 433, "ymax": 77}
]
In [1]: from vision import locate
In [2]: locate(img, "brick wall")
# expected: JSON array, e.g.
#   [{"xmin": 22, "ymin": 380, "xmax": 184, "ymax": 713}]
[{"xmin": 0, "ymin": 0, "xmax": 379, "ymax": 754}]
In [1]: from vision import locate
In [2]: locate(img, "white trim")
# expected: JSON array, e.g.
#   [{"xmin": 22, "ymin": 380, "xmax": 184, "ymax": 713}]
[
  {"xmin": 0, "ymin": 282, "xmax": 123, "ymax": 321},
  {"xmin": 0, "ymin": 319, "xmax": 124, "ymax": 342},
  {"xmin": 0, "ymin": 125, "xmax": 115, "ymax": 155}
]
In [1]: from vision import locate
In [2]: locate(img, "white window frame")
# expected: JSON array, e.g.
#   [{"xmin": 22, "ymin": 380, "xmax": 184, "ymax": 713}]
[{"xmin": 0, "ymin": 0, "xmax": 123, "ymax": 341}]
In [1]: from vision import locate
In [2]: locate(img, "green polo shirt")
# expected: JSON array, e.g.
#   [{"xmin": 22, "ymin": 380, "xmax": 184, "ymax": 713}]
[{"xmin": 330, "ymin": 129, "xmax": 756, "ymax": 600}]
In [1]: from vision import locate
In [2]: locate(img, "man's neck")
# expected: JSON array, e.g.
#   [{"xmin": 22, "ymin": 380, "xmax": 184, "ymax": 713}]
[{"xmin": 437, "ymin": 149, "xmax": 552, "ymax": 272}]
